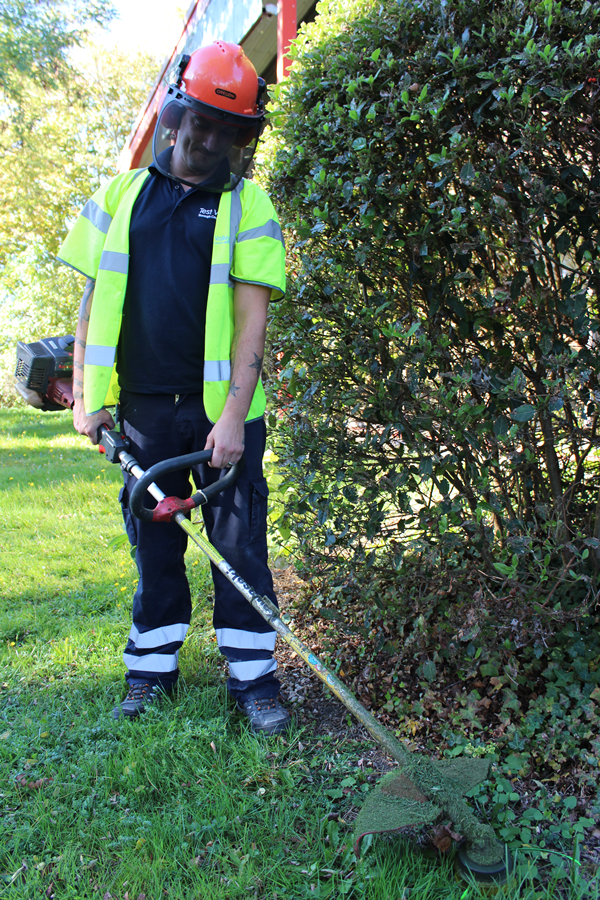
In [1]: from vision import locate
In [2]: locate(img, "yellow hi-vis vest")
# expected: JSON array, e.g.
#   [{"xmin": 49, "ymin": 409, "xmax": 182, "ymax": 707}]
[{"xmin": 57, "ymin": 168, "xmax": 286, "ymax": 421}]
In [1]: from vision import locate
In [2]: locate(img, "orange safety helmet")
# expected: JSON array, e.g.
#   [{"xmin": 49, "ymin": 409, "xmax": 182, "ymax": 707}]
[
  {"xmin": 182, "ymin": 41, "xmax": 264, "ymax": 118},
  {"xmin": 152, "ymin": 42, "xmax": 266, "ymax": 192}
]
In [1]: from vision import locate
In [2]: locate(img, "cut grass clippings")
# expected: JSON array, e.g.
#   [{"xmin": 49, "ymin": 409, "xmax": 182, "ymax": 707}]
[{"xmin": 0, "ymin": 409, "xmax": 598, "ymax": 899}]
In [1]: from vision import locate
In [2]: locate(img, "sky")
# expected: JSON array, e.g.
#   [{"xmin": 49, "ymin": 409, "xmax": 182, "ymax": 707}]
[{"xmin": 97, "ymin": 0, "xmax": 189, "ymax": 59}]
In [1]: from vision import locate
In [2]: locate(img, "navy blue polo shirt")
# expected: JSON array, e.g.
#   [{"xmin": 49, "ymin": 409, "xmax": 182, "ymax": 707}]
[{"xmin": 116, "ymin": 148, "xmax": 224, "ymax": 394}]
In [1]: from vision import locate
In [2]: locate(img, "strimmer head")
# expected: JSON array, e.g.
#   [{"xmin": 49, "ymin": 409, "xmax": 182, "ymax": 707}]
[
  {"xmin": 456, "ymin": 843, "xmax": 514, "ymax": 885},
  {"xmin": 353, "ymin": 757, "xmax": 511, "ymax": 884}
]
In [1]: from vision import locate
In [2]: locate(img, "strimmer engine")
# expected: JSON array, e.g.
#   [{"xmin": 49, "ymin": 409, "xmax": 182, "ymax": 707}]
[{"xmin": 15, "ymin": 335, "xmax": 75, "ymax": 411}]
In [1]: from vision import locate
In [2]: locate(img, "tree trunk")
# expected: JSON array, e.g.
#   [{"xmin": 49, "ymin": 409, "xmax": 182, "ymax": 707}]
[{"xmin": 537, "ymin": 404, "xmax": 570, "ymax": 552}]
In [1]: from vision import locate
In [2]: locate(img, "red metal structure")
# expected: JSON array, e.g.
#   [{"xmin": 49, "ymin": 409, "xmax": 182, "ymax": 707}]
[{"xmin": 277, "ymin": 0, "xmax": 297, "ymax": 81}]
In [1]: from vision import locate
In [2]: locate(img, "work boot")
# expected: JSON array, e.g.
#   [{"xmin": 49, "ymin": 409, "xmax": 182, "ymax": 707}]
[
  {"xmin": 236, "ymin": 697, "xmax": 292, "ymax": 735},
  {"xmin": 113, "ymin": 682, "xmax": 162, "ymax": 719}
]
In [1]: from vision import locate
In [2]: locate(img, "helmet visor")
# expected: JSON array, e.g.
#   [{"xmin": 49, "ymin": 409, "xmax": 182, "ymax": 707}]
[{"xmin": 152, "ymin": 93, "xmax": 261, "ymax": 192}]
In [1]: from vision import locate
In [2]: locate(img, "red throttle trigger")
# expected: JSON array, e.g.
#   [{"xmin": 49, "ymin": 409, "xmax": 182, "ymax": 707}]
[{"xmin": 151, "ymin": 496, "xmax": 197, "ymax": 522}]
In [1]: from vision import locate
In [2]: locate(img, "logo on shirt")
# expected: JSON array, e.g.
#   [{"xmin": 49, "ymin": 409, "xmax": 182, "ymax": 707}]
[{"xmin": 198, "ymin": 207, "xmax": 218, "ymax": 219}]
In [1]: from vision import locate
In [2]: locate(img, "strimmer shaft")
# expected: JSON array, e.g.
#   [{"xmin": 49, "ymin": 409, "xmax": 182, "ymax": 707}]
[{"xmin": 112, "ymin": 437, "xmax": 504, "ymax": 866}]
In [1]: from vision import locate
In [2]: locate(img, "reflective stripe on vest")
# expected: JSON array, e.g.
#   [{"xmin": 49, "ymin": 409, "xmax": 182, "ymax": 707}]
[
  {"xmin": 204, "ymin": 360, "xmax": 231, "ymax": 382},
  {"xmin": 209, "ymin": 263, "xmax": 231, "ymax": 285},
  {"xmin": 237, "ymin": 220, "xmax": 284, "ymax": 243},
  {"xmin": 81, "ymin": 199, "xmax": 112, "ymax": 234},
  {"xmin": 99, "ymin": 250, "xmax": 129, "ymax": 274},
  {"xmin": 202, "ymin": 185, "xmax": 239, "ymax": 421},
  {"xmin": 84, "ymin": 345, "xmax": 115, "ymax": 367}
]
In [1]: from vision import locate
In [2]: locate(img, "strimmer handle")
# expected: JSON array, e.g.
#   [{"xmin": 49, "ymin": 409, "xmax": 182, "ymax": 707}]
[
  {"xmin": 98, "ymin": 425, "xmax": 130, "ymax": 462},
  {"xmin": 129, "ymin": 451, "xmax": 245, "ymax": 523}
]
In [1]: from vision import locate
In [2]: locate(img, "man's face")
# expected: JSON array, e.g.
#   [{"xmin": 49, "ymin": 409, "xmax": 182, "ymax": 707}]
[{"xmin": 171, "ymin": 109, "xmax": 239, "ymax": 182}]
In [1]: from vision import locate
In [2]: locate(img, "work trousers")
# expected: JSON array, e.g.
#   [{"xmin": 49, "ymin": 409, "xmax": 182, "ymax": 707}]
[{"xmin": 118, "ymin": 390, "xmax": 280, "ymax": 700}]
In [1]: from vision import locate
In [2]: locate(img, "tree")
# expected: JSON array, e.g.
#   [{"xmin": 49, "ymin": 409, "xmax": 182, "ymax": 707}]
[
  {"xmin": 0, "ymin": 0, "xmax": 114, "ymax": 102},
  {"xmin": 263, "ymin": 0, "xmax": 600, "ymax": 605},
  {"xmin": 0, "ymin": 44, "xmax": 157, "ymax": 402},
  {"xmin": 0, "ymin": 0, "xmax": 127, "ymax": 267},
  {"xmin": 0, "ymin": 46, "xmax": 156, "ymax": 264}
]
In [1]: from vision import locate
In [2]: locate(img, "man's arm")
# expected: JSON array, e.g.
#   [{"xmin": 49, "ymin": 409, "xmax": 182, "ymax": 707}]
[
  {"xmin": 72, "ymin": 277, "xmax": 114, "ymax": 444},
  {"xmin": 204, "ymin": 281, "xmax": 270, "ymax": 468}
]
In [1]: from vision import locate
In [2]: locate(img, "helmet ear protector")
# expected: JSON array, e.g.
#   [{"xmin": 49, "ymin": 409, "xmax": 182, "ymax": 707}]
[
  {"xmin": 175, "ymin": 53, "xmax": 191, "ymax": 87},
  {"xmin": 256, "ymin": 76, "xmax": 267, "ymax": 116}
]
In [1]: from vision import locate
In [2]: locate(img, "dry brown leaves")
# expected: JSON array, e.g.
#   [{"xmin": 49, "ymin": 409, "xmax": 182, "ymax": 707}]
[{"xmin": 15, "ymin": 773, "xmax": 52, "ymax": 790}]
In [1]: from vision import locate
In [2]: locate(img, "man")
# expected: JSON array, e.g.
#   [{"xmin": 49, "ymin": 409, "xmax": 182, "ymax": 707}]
[{"xmin": 57, "ymin": 42, "xmax": 290, "ymax": 734}]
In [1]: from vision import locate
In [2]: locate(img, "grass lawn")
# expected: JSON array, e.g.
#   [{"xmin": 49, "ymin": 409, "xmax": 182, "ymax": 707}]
[{"xmin": 0, "ymin": 409, "xmax": 597, "ymax": 899}]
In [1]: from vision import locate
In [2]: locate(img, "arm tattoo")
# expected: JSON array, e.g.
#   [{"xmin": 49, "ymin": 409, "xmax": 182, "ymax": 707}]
[
  {"xmin": 230, "ymin": 328, "xmax": 240, "ymax": 368},
  {"xmin": 78, "ymin": 278, "xmax": 95, "ymax": 322},
  {"xmin": 228, "ymin": 381, "xmax": 240, "ymax": 398},
  {"xmin": 249, "ymin": 353, "xmax": 263, "ymax": 374},
  {"xmin": 73, "ymin": 363, "xmax": 84, "ymax": 399},
  {"xmin": 73, "ymin": 338, "xmax": 86, "ymax": 399}
]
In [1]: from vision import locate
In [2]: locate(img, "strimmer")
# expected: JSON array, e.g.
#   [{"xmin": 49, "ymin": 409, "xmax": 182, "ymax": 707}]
[{"xmin": 98, "ymin": 426, "xmax": 512, "ymax": 885}]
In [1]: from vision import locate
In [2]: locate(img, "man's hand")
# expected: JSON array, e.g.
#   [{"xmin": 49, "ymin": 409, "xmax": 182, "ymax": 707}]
[
  {"xmin": 204, "ymin": 408, "xmax": 244, "ymax": 469},
  {"xmin": 73, "ymin": 399, "xmax": 114, "ymax": 445}
]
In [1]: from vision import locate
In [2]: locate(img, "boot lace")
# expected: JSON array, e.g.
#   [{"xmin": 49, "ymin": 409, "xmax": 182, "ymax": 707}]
[
  {"xmin": 252, "ymin": 698, "xmax": 276, "ymax": 711},
  {"xmin": 125, "ymin": 683, "xmax": 154, "ymax": 702}
]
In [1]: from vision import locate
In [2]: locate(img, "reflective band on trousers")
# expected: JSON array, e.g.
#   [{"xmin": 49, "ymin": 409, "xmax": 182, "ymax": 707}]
[
  {"xmin": 237, "ymin": 220, "xmax": 284, "ymax": 244},
  {"xmin": 84, "ymin": 344, "xmax": 116, "ymax": 367},
  {"xmin": 204, "ymin": 360, "xmax": 231, "ymax": 382},
  {"xmin": 129, "ymin": 623, "xmax": 189, "ymax": 650},
  {"xmin": 228, "ymin": 657, "xmax": 278, "ymax": 682},
  {"xmin": 99, "ymin": 250, "xmax": 129, "ymax": 274},
  {"xmin": 123, "ymin": 650, "xmax": 179, "ymax": 673},
  {"xmin": 216, "ymin": 628, "xmax": 276, "ymax": 652},
  {"xmin": 81, "ymin": 199, "xmax": 113, "ymax": 235}
]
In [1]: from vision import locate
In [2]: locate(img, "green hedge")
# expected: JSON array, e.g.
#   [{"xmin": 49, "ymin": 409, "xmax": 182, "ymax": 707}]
[{"xmin": 263, "ymin": 0, "xmax": 600, "ymax": 601}]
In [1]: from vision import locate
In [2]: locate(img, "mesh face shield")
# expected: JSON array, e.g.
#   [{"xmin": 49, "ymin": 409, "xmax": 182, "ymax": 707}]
[{"xmin": 152, "ymin": 88, "xmax": 263, "ymax": 192}]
